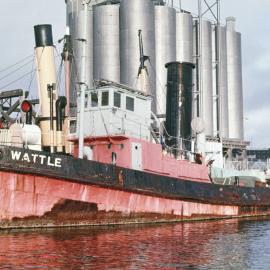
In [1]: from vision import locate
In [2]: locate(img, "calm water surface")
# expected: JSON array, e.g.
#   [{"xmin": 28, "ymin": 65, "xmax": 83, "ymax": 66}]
[{"xmin": 1, "ymin": 218, "xmax": 270, "ymax": 269}]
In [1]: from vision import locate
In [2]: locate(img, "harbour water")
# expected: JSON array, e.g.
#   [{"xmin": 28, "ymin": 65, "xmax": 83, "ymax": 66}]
[{"xmin": 1, "ymin": 218, "xmax": 270, "ymax": 269}]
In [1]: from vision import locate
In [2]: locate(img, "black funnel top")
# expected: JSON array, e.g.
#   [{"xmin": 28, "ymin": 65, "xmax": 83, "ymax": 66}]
[{"xmin": 34, "ymin": 24, "xmax": 53, "ymax": 47}]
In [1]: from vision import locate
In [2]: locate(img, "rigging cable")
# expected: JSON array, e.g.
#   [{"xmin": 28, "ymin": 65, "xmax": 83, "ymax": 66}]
[
  {"xmin": 0, "ymin": 54, "xmax": 34, "ymax": 74},
  {"xmin": 0, "ymin": 48, "xmax": 44, "ymax": 91},
  {"xmin": 0, "ymin": 57, "xmax": 35, "ymax": 82},
  {"xmin": 0, "ymin": 70, "xmax": 37, "ymax": 91},
  {"xmin": 27, "ymin": 54, "xmax": 37, "ymax": 91},
  {"xmin": 56, "ymin": 59, "xmax": 64, "ymax": 95}
]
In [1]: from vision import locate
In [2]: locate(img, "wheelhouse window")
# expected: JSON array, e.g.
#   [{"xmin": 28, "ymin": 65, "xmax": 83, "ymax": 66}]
[
  {"xmin": 91, "ymin": 92, "xmax": 98, "ymax": 107},
  {"xmin": 101, "ymin": 91, "xmax": 109, "ymax": 106},
  {"xmin": 114, "ymin": 92, "xmax": 121, "ymax": 108},
  {"xmin": 126, "ymin": 96, "xmax": 134, "ymax": 111}
]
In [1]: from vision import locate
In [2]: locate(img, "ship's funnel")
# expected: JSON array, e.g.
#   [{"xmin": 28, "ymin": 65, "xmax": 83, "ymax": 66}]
[
  {"xmin": 34, "ymin": 25, "xmax": 53, "ymax": 47},
  {"xmin": 34, "ymin": 24, "xmax": 58, "ymax": 152},
  {"xmin": 165, "ymin": 62, "xmax": 194, "ymax": 157}
]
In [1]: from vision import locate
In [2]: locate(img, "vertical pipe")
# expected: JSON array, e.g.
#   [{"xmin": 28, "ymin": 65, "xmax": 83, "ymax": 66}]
[
  {"xmin": 78, "ymin": 1, "xmax": 89, "ymax": 159},
  {"xmin": 56, "ymin": 97, "xmax": 67, "ymax": 153},
  {"xmin": 49, "ymin": 84, "xmax": 54, "ymax": 153}
]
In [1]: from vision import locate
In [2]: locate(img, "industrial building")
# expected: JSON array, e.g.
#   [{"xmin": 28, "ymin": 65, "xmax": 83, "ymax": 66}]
[{"xmin": 65, "ymin": 0, "xmax": 247, "ymax": 164}]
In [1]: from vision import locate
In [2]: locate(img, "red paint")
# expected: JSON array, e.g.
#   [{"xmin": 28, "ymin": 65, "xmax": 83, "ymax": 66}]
[
  {"xmin": 73, "ymin": 135, "xmax": 210, "ymax": 183},
  {"xmin": 0, "ymin": 170, "xmax": 237, "ymax": 224}
]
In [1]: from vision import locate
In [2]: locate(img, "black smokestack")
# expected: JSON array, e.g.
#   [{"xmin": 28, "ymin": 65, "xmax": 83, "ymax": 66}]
[
  {"xmin": 34, "ymin": 24, "xmax": 53, "ymax": 47},
  {"xmin": 165, "ymin": 62, "xmax": 194, "ymax": 157}
]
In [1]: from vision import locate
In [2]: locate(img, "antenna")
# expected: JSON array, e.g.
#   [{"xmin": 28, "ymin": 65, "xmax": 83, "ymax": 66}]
[{"xmin": 137, "ymin": 30, "xmax": 150, "ymax": 77}]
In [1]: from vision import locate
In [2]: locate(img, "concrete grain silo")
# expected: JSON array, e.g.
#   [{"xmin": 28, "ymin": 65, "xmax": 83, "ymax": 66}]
[
  {"xmin": 66, "ymin": 0, "xmax": 93, "ymax": 115},
  {"xmin": 155, "ymin": 5, "xmax": 176, "ymax": 115},
  {"xmin": 120, "ymin": 0, "xmax": 156, "ymax": 111},
  {"xmin": 226, "ymin": 17, "xmax": 244, "ymax": 140},
  {"xmin": 93, "ymin": 5, "xmax": 120, "ymax": 83},
  {"xmin": 176, "ymin": 12, "xmax": 195, "ymax": 119},
  {"xmin": 219, "ymin": 26, "xmax": 229, "ymax": 138},
  {"xmin": 176, "ymin": 12, "xmax": 193, "ymax": 63},
  {"xmin": 201, "ymin": 20, "xmax": 214, "ymax": 136}
]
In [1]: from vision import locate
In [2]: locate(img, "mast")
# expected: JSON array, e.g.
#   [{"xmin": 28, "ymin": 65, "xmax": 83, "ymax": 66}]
[
  {"xmin": 61, "ymin": 34, "xmax": 72, "ymax": 117},
  {"xmin": 78, "ymin": 0, "xmax": 90, "ymax": 159}
]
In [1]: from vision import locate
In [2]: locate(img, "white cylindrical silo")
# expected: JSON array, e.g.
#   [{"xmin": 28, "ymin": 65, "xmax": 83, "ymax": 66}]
[
  {"xmin": 176, "ymin": 12, "xmax": 193, "ymax": 63},
  {"xmin": 155, "ymin": 6, "xmax": 176, "ymax": 115},
  {"xmin": 120, "ymin": 0, "xmax": 156, "ymax": 111},
  {"xmin": 226, "ymin": 17, "xmax": 244, "ymax": 140},
  {"xmin": 219, "ymin": 26, "xmax": 229, "ymax": 138},
  {"xmin": 176, "ymin": 12, "xmax": 195, "ymax": 121},
  {"xmin": 93, "ymin": 5, "xmax": 120, "ymax": 83},
  {"xmin": 67, "ymin": 0, "xmax": 93, "ymax": 115},
  {"xmin": 201, "ymin": 20, "xmax": 214, "ymax": 136}
]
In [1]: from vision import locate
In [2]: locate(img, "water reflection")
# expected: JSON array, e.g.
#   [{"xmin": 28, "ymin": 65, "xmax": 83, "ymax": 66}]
[{"xmin": 1, "ymin": 218, "xmax": 270, "ymax": 269}]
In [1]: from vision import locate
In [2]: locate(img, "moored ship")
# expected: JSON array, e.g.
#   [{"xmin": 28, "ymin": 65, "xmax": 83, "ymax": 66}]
[{"xmin": 0, "ymin": 0, "xmax": 269, "ymax": 229}]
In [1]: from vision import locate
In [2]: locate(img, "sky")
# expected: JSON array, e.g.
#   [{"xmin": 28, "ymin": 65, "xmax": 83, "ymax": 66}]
[{"xmin": 0, "ymin": 0, "xmax": 269, "ymax": 148}]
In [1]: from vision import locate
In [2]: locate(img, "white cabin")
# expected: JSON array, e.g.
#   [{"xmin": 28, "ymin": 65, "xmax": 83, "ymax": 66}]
[{"xmin": 77, "ymin": 81, "xmax": 152, "ymax": 141}]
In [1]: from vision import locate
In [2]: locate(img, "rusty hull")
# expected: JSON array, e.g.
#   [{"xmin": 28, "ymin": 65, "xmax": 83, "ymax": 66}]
[
  {"xmin": 0, "ymin": 170, "xmax": 269, "ymax": 229},
  {"xmin": 0, "ymin": 146, "xmax": 270, "ymax": 228}
]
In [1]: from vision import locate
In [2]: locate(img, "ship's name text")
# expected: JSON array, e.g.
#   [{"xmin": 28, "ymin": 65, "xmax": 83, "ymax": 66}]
[{"xmin": 11, "ymin": 150, "xmax": 62, "ymax": 168}]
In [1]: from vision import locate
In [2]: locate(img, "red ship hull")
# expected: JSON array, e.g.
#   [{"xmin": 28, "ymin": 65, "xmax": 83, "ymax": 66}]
[
  {"xmin": 0, "ymin": 146, "xmax": 270, "ymax": 229},
  {"xmin": 0, "ymin": 170, "xmax": 268, "ymax": 229}
]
